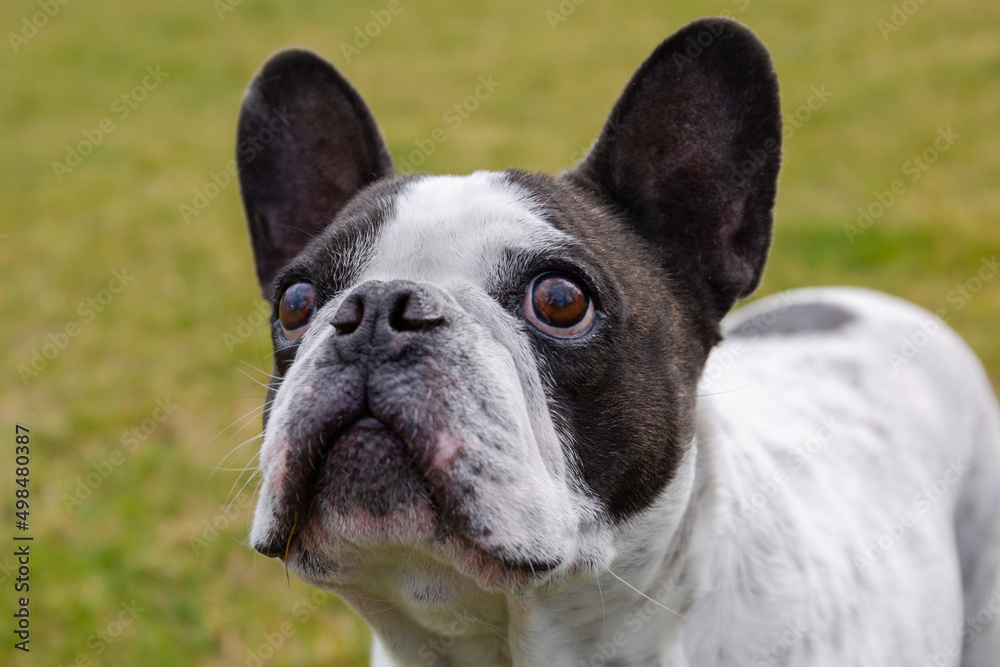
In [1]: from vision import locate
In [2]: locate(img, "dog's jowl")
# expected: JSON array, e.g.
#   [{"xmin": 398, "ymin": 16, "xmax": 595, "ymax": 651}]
[{"xmin": 235, "ymin": 18, "xmax": 1000, "ymax": 666}]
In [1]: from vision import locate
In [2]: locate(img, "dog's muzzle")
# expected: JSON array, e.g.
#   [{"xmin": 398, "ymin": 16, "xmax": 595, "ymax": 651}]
[{"xmin": 253, "ymin": 278, "xmax": 574, "ymax": 577}]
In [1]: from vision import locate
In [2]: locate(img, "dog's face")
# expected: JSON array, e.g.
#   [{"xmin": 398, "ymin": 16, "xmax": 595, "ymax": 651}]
[{"xmin": 238, "ymin": 17, "xmax": 779, "ymax": 601}]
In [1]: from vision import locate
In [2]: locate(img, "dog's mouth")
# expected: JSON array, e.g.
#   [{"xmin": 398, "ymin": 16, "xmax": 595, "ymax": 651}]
[
  {"xmin": 252, "ymin": 411, "xmax": 562, "ymax": 584},
  {"xmin": 316, "ymin": 415, "xmax": 435, "ymax": 516},
  {"xmin": 253, "ymin": 411, "xmax": 433, "ymax": 556}
]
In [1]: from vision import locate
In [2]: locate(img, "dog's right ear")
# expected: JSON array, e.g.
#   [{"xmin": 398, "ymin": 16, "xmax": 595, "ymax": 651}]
[
  {"xmin": 569, "ymin": 18, "xmax": 781, "ymax": 322},
  {"xmin": 237, "ymin": 48, "xmax": 393, "ymax": 295}
]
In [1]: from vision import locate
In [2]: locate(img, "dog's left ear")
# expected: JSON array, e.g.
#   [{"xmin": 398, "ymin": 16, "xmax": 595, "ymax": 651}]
[
  {"xmin": 571, "ymin": 18, "xmax": 781, "ymax": 320},
  {"xmin": 237, "ymin": 48, "xmax": 394, "ymax": 295}
]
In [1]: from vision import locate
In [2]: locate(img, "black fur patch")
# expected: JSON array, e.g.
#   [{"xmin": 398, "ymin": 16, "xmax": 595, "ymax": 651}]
[
  {"xmin": 237, "ymin": 48, "xmax": 394, "ymax": 295},
  {"xmin": 502, "ymin": 18, "xmax": 781, "ymax": 519},
  {"xmin": 729, "ymin": 302, "xmax": 856, "ymax": 337},
  {"xmin": 573, "ymin": 18, "xmax": 781, "ymax": 323},
  {"xmin": 505, "ymin": 169, "xmax": 708, "ymax": 521}
]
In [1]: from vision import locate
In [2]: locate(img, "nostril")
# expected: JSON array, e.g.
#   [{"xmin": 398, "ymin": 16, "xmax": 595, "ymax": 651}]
[
  {"xmin": 332, "ymin": 295, "xmax": 364, "ymax": 334},
  {"xmin": 389, "ymin": 290, "xmax": 444, "ymax": 332}
]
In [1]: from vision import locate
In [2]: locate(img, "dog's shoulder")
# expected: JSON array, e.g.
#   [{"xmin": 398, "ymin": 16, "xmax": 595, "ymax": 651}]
[
  {"xmin": 685, "ymin": 286, "xmax": 1000, "ymax": 665},
  {"xmin": 707, "ymin": 286, "xmax": 994, "ymax": 475},
  {"xmin": 719, "ymin": 286, "xmax": 986, "ymax": 401}
]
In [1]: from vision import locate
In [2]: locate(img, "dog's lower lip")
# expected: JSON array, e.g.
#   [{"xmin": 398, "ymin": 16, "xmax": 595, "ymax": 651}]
[
  {"xmin": 253, "ymin": 537, "xmax": 289, "ymax": 559},
  {"xmin": 355, "ymin": 416, "xmax": 386, "ymax": 430}
]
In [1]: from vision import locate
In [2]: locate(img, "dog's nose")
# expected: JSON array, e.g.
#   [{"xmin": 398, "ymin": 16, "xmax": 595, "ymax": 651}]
[{"xmin": 332, "ymin": 281, "xmax": 444, "ymax": 353}]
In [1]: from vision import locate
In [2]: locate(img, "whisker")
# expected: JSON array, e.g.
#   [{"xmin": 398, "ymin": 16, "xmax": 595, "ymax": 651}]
[
  {"xmin": 360, "ymin": 602, "xmax": 405, "ymax": 617},
  {"xmin": 353, "ymin": 595, "xmax": 404, "ymax": 604},
  {"xmin": 696, "ymin": 379, "xmax": 764, "ymax": 398},
  {"xmin": 227, "ymin": 402, "xmax": 271, "ymax": 442},
  {"xmin": 605, "ymin": 569, "xmax": 687, "ymax": 620},
  {"xmin": 245, "ymin": 477, "xmax": 263, "ymax": 535},
  {"xmin": 240, "ymin": 359, "xmax": 278, "ymax": 380},
  {"xmin": 218, "ymin": 467, "xmax": 263, "ymax": 524},
  {"xmin": 284, "ymin": 512, "xmax": 298, "ymax": 588},
  {"xmin": 446, "ymin": 605, "xmax": 509, "ymax": 642},
  {"xmin": 207, "ymin": 432, "xmax": 263, "ymax": 486},
  {"xmin": 596, "ymin": 571, "xmax": 607, "ymax": 638},
  {"xmin": 239, "ymin": 368, "xmax": 272, "ymax": 391},
  {"xmin": 203, "ymin": 400, "xmax": 268, "ymax": 447},
  {"xmin": 539, "ymin": 182, "xmax": 564, "ymax": 208}
]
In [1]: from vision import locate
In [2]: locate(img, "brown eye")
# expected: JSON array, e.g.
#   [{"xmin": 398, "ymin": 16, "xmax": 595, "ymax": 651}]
[
  {"xmin": 278, "ymin": 282, "xmax": 315, "ymax": 340},
  {"xmin": 521, "ymin": 273, "xmax": 595, "ymax": 338}
]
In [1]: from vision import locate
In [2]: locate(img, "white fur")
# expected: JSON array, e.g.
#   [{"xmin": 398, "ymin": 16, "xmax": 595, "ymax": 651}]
[
  {"xmin": 253, "ymin": 174, "xmax": 1000, "ymax": 666},
  {"xmin": 361, "ymin": 171, "xmax": 578, "ymax": 482},
  {"xmin": 364, "ymin": 171, "xmax": 572, "ymax": 290},
  {"xmin": 365, "ymin": 287, "xmax": 1000, "ymax": 667},
  {"xmin": 681, "ymin": 288, "xmax": 1000, "ymax": 665}
]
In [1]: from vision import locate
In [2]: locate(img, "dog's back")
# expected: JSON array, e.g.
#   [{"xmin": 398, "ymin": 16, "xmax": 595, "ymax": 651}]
[{"xmin": 692, "ymin": 286, "xmax": 1000, "ymax": 665}]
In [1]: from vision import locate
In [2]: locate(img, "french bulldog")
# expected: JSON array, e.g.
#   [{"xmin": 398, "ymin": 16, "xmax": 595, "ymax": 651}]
[{"xmin": 235, "ymin": 17, "xmax": 1000, "ymax": 666}]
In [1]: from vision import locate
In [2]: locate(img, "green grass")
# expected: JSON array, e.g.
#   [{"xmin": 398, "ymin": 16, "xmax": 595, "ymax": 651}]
[{"xmin": 1, "ymin": 0, "xmax": 998, "ymax": 664}]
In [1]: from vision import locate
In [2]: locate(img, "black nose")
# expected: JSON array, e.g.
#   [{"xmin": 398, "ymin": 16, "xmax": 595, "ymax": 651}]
[{"xmin": 332, "ymin": 281, "xmax": 444, "ymax": 355}]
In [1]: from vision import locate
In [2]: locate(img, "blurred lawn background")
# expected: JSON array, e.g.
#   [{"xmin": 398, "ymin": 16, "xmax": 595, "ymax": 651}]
[{"xmin": 1, "ymin": 0, "xmax": 998, "ymax": 664}]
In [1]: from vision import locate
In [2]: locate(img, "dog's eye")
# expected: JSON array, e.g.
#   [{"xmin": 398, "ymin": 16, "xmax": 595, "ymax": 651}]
[
  {"xmin": 278, "ymin": 282, "xmax": 316, "ymax": 340},
  {"xmin": 521, "ymin": 273, "xmax": 594, "ymax": 338}
]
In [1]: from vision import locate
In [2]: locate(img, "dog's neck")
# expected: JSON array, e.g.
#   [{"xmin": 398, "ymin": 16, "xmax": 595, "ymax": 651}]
[{"xmin": 358, "ymin": 436, "xmax": 717, "ymax": 666}]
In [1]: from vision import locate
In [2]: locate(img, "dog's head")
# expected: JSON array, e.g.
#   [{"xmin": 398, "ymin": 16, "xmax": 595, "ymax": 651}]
[{"xmin": 238, "ymin": 17, "xmax": 779, "ymax": 597}]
